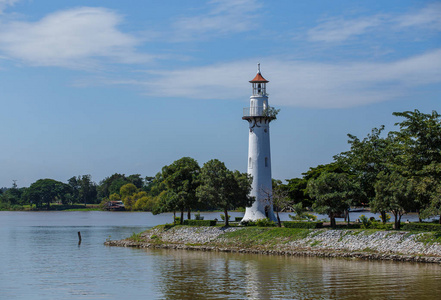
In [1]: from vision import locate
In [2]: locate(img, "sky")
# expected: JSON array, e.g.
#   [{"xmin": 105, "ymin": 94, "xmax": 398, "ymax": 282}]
[{"xmin": 0, "ymin": 0, "xmax": 440, "ymax": 188}]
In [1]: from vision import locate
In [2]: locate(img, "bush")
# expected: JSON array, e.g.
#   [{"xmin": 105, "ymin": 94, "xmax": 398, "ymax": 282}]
[
  {"xmin": 240, "ymin": 220, "xmax": 256, "ymax": 226},
  {"xmin": 255, "ymin": 218, "xmax": 276, "ymax": 227},
  {"xmin": 164, "ymin": 223, "xmax": 175, "ymax": 230},
  {"xmin": 194, "ymin": 212, "xmax": 204, "ymax": 220},
  {"xmin": 358, "ymin": 215, "xmax": 394, "ymax": 230},
  {"xmin": 183, "ymin": 220, "xmax": 217, "ymax": 226},
  {"xmin": 235, "ymin": 217, "xmax": 242, "ymax": 222},
  {"xmin": 379, "ymin": 213, "xmax": 391, "ymax": 223},
  {"xmin": 220, "ymin": 214, "xmax": 230, "ymax": 221},
  {"xmin": 370, "ymin": 223, "xmax": 394, "ymax": 230},
  {"xmin": 402, "ymin": 223, "xmax": 441, "ymax": 232},
  {"xmin": 283, "ymin": 221, "xmax": 324, "ymax": 229},
  {"xmin": 129, "ymin": 232, "xmax": 144, "ymax": 242},
  {"xmin": 359, "ymin": 215, "xmax": 370, "ymax": 228},
  {"xmin": 334, "ymin": 223, "xmax": 362, "ymax": 229}
]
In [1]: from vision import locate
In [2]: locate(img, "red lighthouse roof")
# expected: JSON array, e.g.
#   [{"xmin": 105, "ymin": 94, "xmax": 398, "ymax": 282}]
[
  {"xmin": 249, "ymin": 63, "xmax": 269, "ymax": 83},
  {"xmin": 249, "ymin": 72, "xmax": 269, "ymax": 83}
]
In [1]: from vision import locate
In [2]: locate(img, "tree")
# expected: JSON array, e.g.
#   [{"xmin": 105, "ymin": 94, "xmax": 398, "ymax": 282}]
[
  {"xmin": 197, "ymin": 159, "xmax": 252, "ymax": 226},
  {"xmin": 285, "ymin": 162, "xmax": 347, "ymax": 209},
  {"xmin": 98, "ymin": 173, "xmax": 129, "ymax": 200},
  {"xmin": 24, "ymin": 179, "xmax": 71, "ymax": 209},
  {"xmin": 267, "ymin": 180, "xmax": 291, "ymax": 227},
  {"xmin": 1, "ymin": 184, "xmax": 25, "ymax": 206},
  {"xmin": 307, "ymin": 172, "xmax": 354, "ymax": 228},
  {"xmin": 285, "ymin": 178, "xmax": 311, "ymax": 208},
  {"xmin": 411, "ymin": 162, "xmax": 441, "ymax": 224},
  {"xmin": 335, "ymin": 126, "xmax": 393, "ymax": 207},
  {"xmin": 68, "ymin": 175, "xmax": 98, "ymax": 205},
  {"xmin": 391, "ymin": 110, "xmax": 441, "ymax": 220},
  {"xmin": 161, "ymin": 157, "xmax": 200, "ymax": 223},
  {"xmin": 373, "ymin": 171, "xmax": 415, "ymax": 229},
  {"xmin": 120, "ymin": 183, "xmax": 139, "ymax": 210},
  {"xmin": 68, "ymin": 176, "xmax": 80, "ymax": 200},
  {"xmin": 133, "ymin": 193, "xmax": 156, "ymax": 211},
  {"xmin": 78, "ymin": 175, "xmax": 98, "ymax": 205},
  {"xmin": 127, "ymin": 174, "xmax": 144, "ymax": 189}
]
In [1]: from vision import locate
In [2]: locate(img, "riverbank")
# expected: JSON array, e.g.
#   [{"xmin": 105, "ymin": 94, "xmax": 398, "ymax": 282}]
[{"xmin": 105, "ymin": 225, "xmax": 441, "ymax": 264}]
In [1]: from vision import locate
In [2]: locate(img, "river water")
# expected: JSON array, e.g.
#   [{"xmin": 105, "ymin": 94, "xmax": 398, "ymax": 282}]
[{"xmin": 0, "ymin": 211, "xmax": 440, "ymax": 299}]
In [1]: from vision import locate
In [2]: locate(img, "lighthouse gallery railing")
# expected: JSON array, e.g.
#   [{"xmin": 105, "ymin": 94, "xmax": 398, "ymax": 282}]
[{"xmin": 243, "ymin": 106, "xmax": 274, "ymax": 118}]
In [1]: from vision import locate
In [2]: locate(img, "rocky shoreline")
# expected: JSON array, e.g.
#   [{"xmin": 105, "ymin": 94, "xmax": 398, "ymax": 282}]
[{"xmin": 105, "ymin": 226, "xmax": 441, "ymax": 264}]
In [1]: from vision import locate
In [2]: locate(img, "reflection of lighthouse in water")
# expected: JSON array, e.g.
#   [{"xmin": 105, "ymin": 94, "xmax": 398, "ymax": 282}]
[{"xmin": 241, "ymin": 64, "xmax": 277, "ymax": 222}]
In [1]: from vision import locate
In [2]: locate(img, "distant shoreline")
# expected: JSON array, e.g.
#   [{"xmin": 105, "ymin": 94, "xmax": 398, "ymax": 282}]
[{"xmin": 105, "ymin": 225, "xmax": 441, "ymax": 264}]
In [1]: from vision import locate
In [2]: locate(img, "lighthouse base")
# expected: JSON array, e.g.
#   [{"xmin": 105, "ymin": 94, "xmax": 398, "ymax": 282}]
[{"xmin": 241, "ymin": 200, "xmax": 277, "ymax": 223}]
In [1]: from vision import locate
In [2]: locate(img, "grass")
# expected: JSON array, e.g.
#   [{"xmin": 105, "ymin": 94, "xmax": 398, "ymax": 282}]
[
  {"xmin": 128, "ymin": 232, "xmax": 145, "ymax": 243},
  {"xmin": 416, "ymin": 232, "xmax": 441, "ymax": 245},
  {"xmin": 217, "ymin": 227, "xmax": 311, "ymax": 248},
  {"xmin": 361, "ymin": 247, "xmax": 378, "ymax": 253},
  {"xmin": 310, "ymin": 240, "xmax": 322, "ymax": 247}
]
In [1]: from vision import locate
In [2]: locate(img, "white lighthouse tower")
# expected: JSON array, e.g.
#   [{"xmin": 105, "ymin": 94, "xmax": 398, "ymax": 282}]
[{"xmin": 242, "ymin": 64, "xmax": 277, "ymax": 222}]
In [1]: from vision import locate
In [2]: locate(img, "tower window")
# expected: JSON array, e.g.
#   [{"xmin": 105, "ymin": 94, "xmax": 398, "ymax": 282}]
[
  {"xmin": 249, "ymin": 157, "xmax": 253, "ymax": 169},
  {"xmin": 265, "ymin": 157, "xmax": 268, "ymax": 167}
]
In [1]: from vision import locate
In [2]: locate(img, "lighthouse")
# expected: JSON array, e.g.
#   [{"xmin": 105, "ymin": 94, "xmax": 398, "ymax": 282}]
[{"xmin": 241, "ymin": 64, "xmax": 277, "ymax": 222}]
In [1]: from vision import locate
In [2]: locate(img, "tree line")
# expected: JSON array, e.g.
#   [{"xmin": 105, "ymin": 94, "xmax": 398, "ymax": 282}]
[
  {"xmin": 0, "ymin": 159, "xmax": 253, "ymax": 226},
  {"xmin": 280, "ymin": 109, "xmax": 441, "ymax": 229},
  {"xmin": 1, "ymin": 109, "xmax": 440, "ymax": 228}
]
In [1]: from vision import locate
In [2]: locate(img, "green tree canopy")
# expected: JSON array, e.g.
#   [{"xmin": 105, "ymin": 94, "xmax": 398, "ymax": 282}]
[
  {"xmin": 335, "ymin": 126, "xmax": 394, "ymax": 207},
  {"xmin": 197, "ymin": 159, "xmax": 252, "ymax": 226},
  {"xmin": 161, "ymin": 157, "xmax": 200, "ymax": 223},
  {"xmin": 373, "ymin": 171, "xmax": 416, "ymax": 229},
  {"xmin": 307, "ymin": 172, "xmax": 355, "ymax": 228},
  {"xmin": 24, "ymin": 179, "xmax": 71, "ymax": 209},
  {"xmin": 392, "ymin": 110, "xmax": 441, "ymax": 219}
]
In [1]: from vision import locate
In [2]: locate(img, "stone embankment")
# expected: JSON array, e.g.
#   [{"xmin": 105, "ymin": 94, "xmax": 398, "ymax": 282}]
[{"xmin": 105, "ymin": 226, "xmax": 441, "ymax": 264}]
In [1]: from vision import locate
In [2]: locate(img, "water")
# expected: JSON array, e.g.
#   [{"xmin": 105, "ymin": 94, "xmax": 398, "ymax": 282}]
[{"xmin": 0, "ymin": 211, "xmax": 440, "ymax": 299}]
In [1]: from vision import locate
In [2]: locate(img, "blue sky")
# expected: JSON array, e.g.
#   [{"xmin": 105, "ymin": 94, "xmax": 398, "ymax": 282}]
[{"xmin": 0, "ymin": 0, "xmax": 440, "ymax": 187}]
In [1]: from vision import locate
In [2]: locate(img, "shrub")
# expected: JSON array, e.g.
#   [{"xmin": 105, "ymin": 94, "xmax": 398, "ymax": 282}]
[
  {"xmin": 255, "ymin": 218, "xmax": 276, "ymax": 227},
  {"xmin": 359, "ymin": 215, "xmax": 370, "ymax": 229},
  {"xmin": 283, "ymin": 221, "xmax": 324, "ymax": 229},
  {"xmin": 402, "ymin": 223, "xmax": 441, "ymax": 232},
  {"xmin": 359, "ymin": 215, "xmax": 393, "ymax": 230},
  {"xmin": 220, "ymin": 214, "xmax": 230, "ymax": 221},
  {"xmin": 164, "ymin": 223, "xmax": 175, "ymax": 230},
  {"xmin": 370, "ymin": 223, "xmax": 394, "ymax": 230},
  {"xmin": 129, "ymin": 232, "xmax": 144, "ymax": 242},
  {"xmin": 240, "ymin": 220, "xmax": 256, "ymax": 226},
  {"xmin": 183, "ymin": 220, "xmax": 217, "ymax": 226},
  {"xmin": 334, "ymin": 223, "xmax": 362, "ymax": 229},
  {"xmin": 235, "ymin": 217, "xmax": 243, "ymax": 222},
  {"xmin": 379, "ymin": 213, "xmax": 391, "ymax": 223},
  {"xmin": 194, "ymin": 212, "xmax": 204, "ymax": 220}
]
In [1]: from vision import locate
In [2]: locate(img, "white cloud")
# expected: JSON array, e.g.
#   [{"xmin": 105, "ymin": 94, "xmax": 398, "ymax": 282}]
[
  {"xmin": 0, "ymin": 0, "xmax": 19, "ymax": 14},
  {"xmin": 396, "ymin": 2, "xmax": 441, "ymax": 30},
  {"xmin": 308, "ymin": 15, "xmax": 384, "ymax": 42},
  {"xmin": 308, "ymin": 3, "xmax": 441, "ymax": 43},
  {"xmin": 172, "ymin": 0, "xmax": 262, "ymax": 41},
  {"xmin": 0, "ymin": 7, "xmax": 152, "ymax": 69},
  {"xmin": 128, "ymin": 49, "xmax": 441, "ymax": 108}
]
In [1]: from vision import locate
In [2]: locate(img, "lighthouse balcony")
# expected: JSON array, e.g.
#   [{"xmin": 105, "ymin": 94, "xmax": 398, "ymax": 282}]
[{"xmin": 243, "ymin": 106, "xmax": 277, "ymax": 120}]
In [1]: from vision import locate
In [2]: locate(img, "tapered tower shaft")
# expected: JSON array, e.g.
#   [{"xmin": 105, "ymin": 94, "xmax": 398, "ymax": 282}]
[{"xmin": 242, "ymin": 65, "xmax": 277, "ymax": 222}]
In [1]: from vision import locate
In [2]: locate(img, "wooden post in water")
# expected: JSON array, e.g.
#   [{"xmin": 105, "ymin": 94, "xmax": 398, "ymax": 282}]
[{"xmin": 78, "ymin": 231, "xmax": 82, "ymax": 245}]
